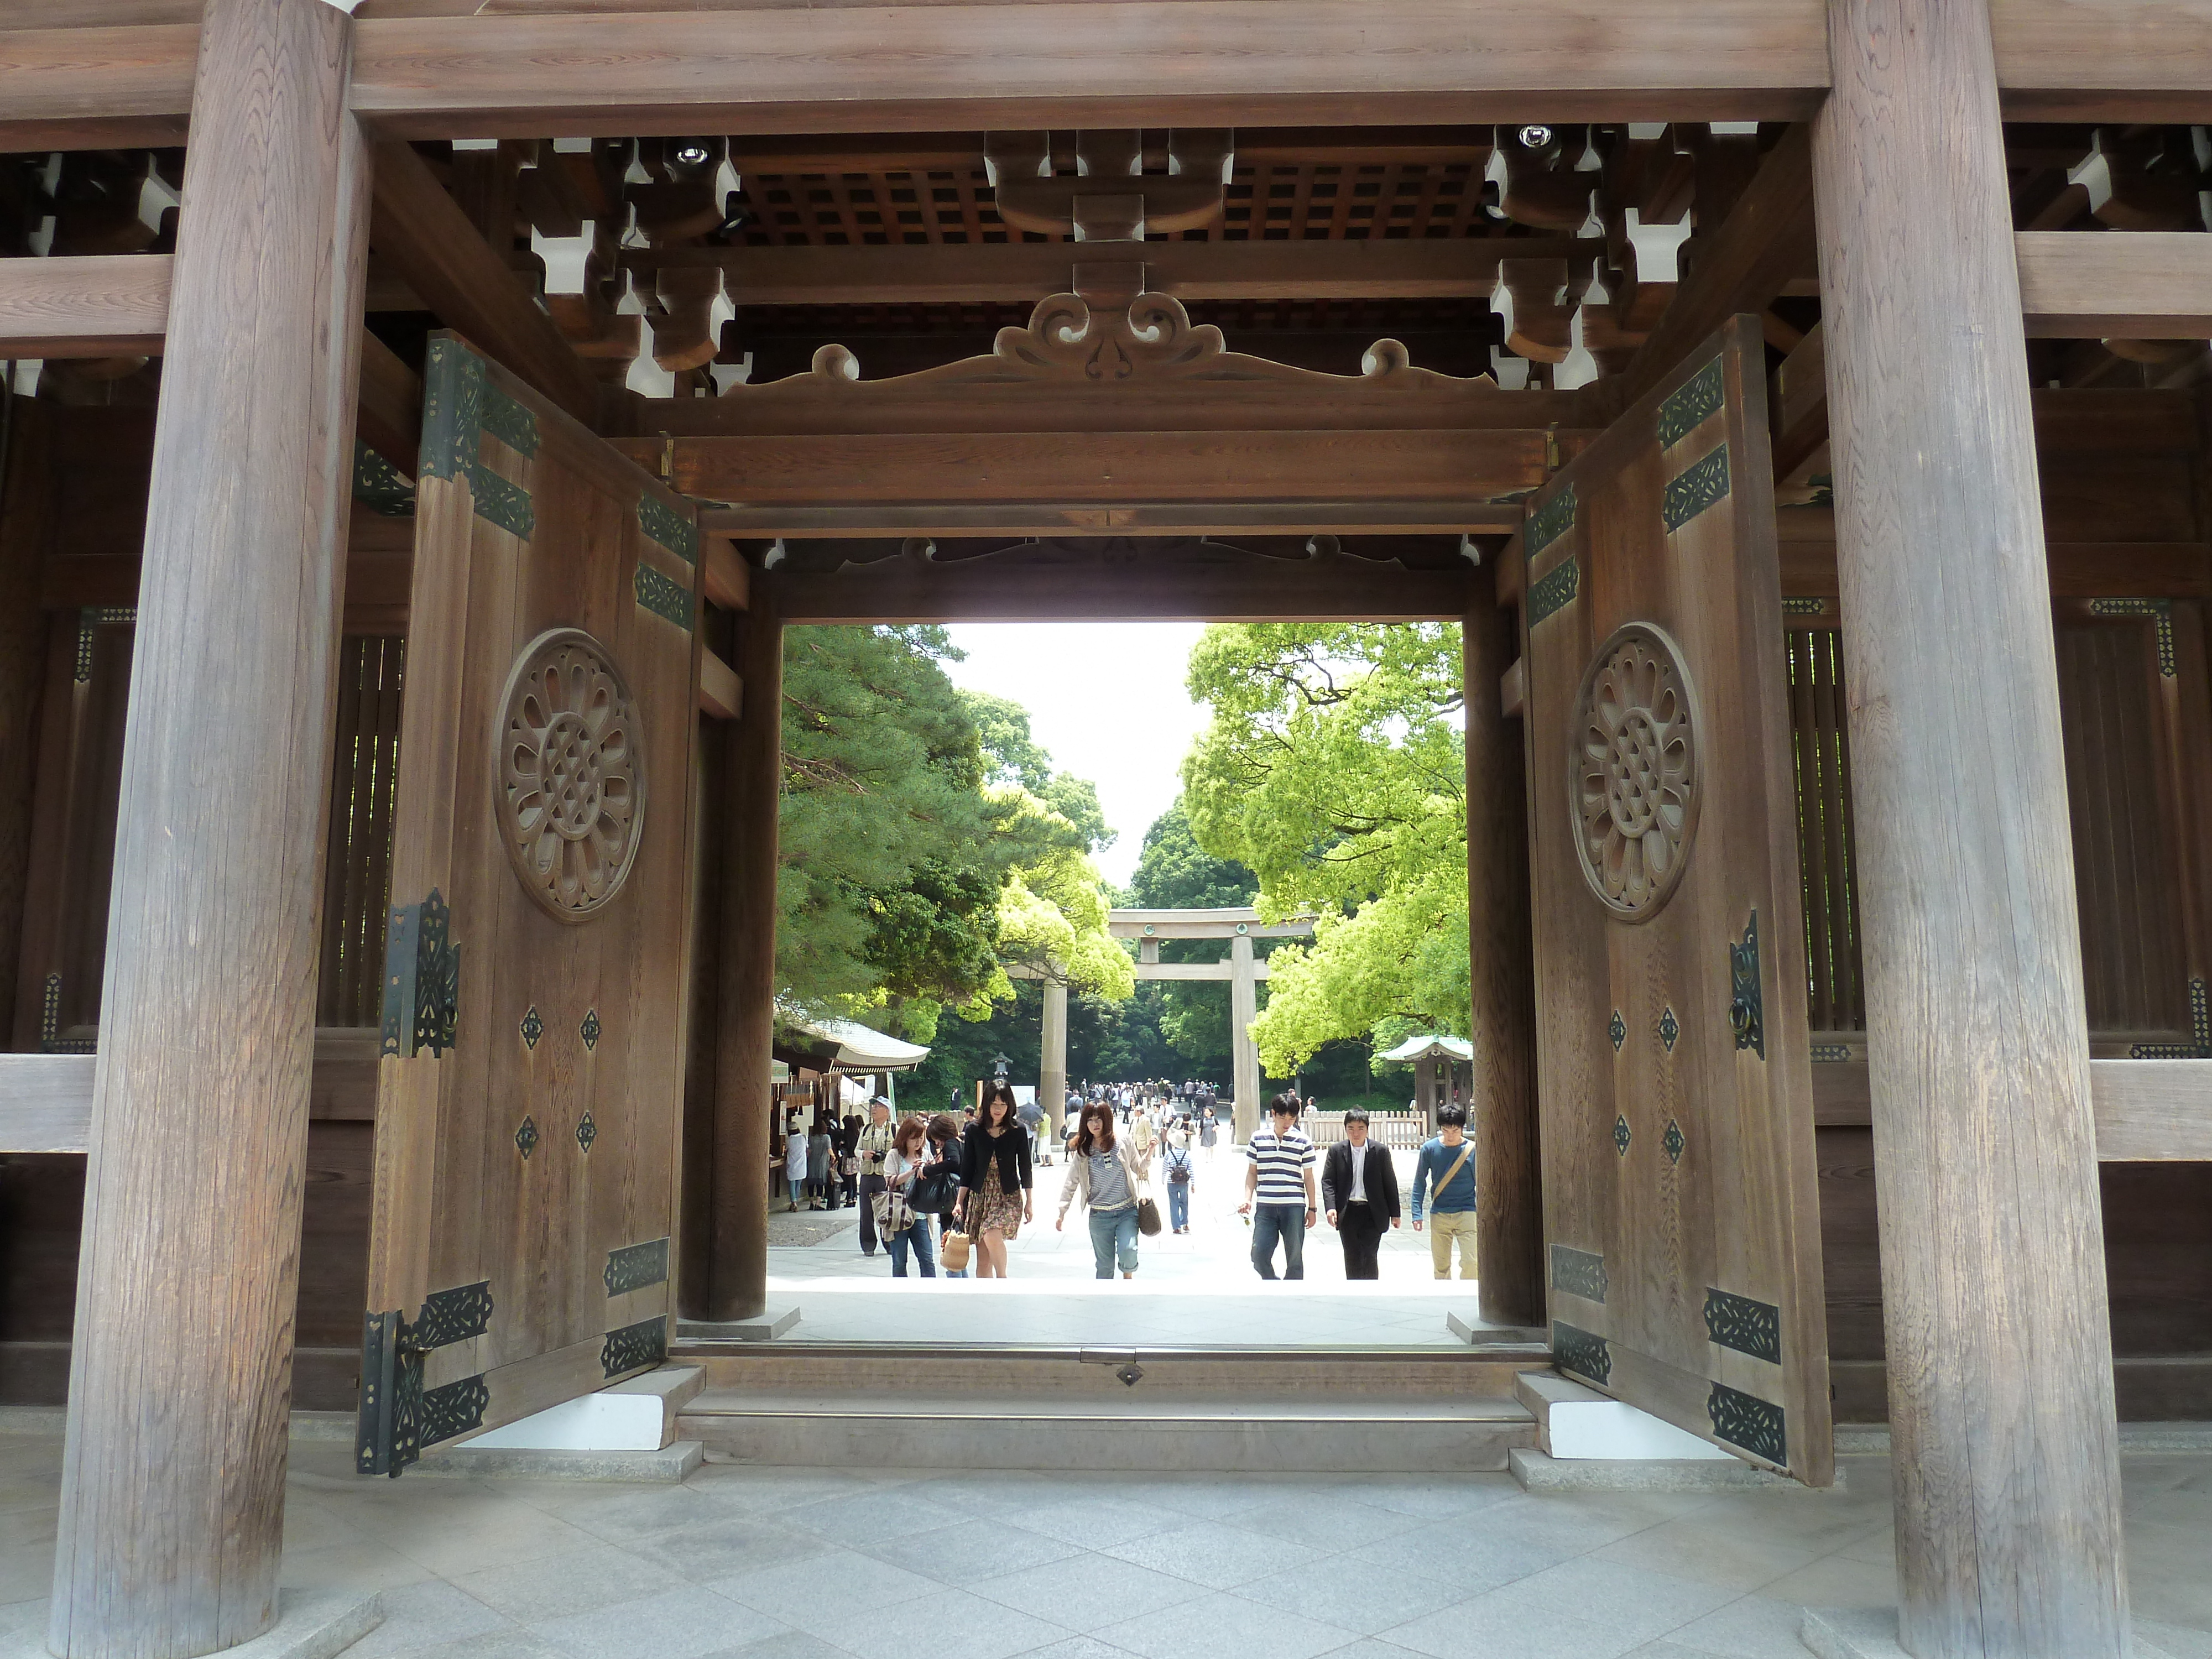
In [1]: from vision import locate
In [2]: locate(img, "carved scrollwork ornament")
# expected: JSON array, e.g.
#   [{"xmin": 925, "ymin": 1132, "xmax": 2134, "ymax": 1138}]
[
  {"xmin": 1569, "ymin": 622, "xmax": 1702, "ymax": 921},
  {"xmin": 495, "ymin": 629, "xmax": 646, "ymax": 922}
]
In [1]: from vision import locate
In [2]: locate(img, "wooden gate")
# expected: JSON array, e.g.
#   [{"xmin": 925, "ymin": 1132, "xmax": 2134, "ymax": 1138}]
[
  {"xmin": 1520, "ymin": 316, "xmax": 1832, "ymax": 1484},
  {"xmin": 357, "ymin": 336, "xmax": 703, "ymax": 1475}
]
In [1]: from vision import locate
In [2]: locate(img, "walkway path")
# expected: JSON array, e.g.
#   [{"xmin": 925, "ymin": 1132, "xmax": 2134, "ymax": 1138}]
[
  {"xmin": 4, "ymin": 1428, "xmax": 2205, "ymax": 1659},
  {"xmin": 763, "ymin": 1142, "xmax": 1483, "ymax": 1347}
]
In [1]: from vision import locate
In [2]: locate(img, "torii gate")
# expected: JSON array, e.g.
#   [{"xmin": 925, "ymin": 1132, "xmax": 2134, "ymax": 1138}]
[{"xmin": 1024, "ymin": 906, "xmax": 1314, "ymax": 1144}]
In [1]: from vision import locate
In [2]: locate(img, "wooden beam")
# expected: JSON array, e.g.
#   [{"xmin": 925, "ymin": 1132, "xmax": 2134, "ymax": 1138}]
[
  {"xmin": 2017, "ymin": 231, "xmax": 2212, "ymax": 338},
  {"xmin": 0, "ymin": 1055, "xmax": 94, "ymax": 1154},
  {"xmin": 702, "ymin": 536, "xmax": 750, "ymax": 612},
  {"xmin": 1814, "ymin": 1059, "xmax": 2212, "ymax": 1161},
  {"xmin": 707, "ymin": 502, "xmax": 1524, "ymax": 539},
  {"xmin": 368, "ymin": 137, "xmax": 596, "ymax": 424},
  {"xmin": 622, "ymin": 430, "xmax": 1556, "ymax": 509},
  {"xmin": 775, "ymin": 557, "xmax": 1474, "ymax": 624},
  {"xmin": 346, "ymin": 3, "xmax": 1832, "ymax": 137},
  {"xmin": 697, "ymin": 646, "xmax": 740, "ymax": 720},
  {"xmin": 2085, "ymin": 1060, "xmax": 2212, "ymax": 1160},
  {"xmin": 354, "ymin": 327, "xmax": 423, "ymax": 474},
  {"xmin": 1615, "ymin": 122, "xmax": 1818, "ymax": 408},
  {"xmin": 1127, "ymin": 960, "xmax": 1275, "ymax": 980},
  {"xmin": 625, "ymin": 237, "xmax": 1600, "ymax": 306},
  {"xmin": 1108, "ymin": 909, "xmax": 1311, "ymax": 938},
  {"xmin": 0, "ymin": 254, "xmax": 169, "ymax": 358},
  {"xmin": 0, "ymin": 254, "xmax": 421, "ymax": 470},
  {"xmin": 12, "ymin": 3, "xmax": 2212, "ymax": 152}
]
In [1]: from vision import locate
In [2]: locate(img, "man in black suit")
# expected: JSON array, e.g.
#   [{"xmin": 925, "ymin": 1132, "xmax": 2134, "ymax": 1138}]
[{"xmin": 1321, "ymin": 1107, "xmax": 1402, "ymax": 1280}]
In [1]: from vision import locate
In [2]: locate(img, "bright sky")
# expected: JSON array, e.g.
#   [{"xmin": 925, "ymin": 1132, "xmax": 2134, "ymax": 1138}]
[{"xmin": 939, "ymin": 622, "xmax": 1211, "ymax": 888}]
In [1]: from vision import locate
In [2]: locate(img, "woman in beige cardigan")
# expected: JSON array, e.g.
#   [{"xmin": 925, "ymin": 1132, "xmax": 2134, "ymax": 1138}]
[{"xmin": 1057, "ymin": 1100, "xmax": 1151, "ymax": 1279}]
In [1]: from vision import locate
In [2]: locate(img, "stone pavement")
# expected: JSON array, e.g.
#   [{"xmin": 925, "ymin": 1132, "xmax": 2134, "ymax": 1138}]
[{"xmin": 1, "ymin": 1431, "xmax": 2206, "ymax": 1659}]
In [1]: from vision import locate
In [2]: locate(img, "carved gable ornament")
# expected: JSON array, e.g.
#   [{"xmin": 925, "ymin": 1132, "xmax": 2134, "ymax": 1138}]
[{"xmin": 800, "ymin": 289, "xmax": 1474, "ymax": 393}]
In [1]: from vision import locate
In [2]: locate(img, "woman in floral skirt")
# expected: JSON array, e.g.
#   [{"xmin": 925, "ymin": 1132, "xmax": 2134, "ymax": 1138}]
[{"xmin": 956, "ymin": 1082, "xmax": 1034, "ymax": 1279}]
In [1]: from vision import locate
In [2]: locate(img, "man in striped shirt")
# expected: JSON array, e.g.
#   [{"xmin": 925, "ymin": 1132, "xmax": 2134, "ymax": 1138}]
[{"xmin": 1239, "ymin": 1092, "xmax": 1319, "ymax": 1280}]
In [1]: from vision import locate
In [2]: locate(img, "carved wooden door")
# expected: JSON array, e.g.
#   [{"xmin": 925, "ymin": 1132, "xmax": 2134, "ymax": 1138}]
[
  {"xmin": 1520, "ymin": 316, "xmax": 1832, "ymax": 1484},
  {"xmin": 357, "ymin": 336, "xmax": 703, "ymax": 1475}
]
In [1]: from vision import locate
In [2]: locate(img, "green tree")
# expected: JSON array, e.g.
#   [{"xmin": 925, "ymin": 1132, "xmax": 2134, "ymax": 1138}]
[
  {"xmin": 1181, "ymin": 622, "xmax": 1469, "ymax": 1071},
  {"xmin": 777, "ymin": 625, "xmax": 1013, "ymax": 1027}
]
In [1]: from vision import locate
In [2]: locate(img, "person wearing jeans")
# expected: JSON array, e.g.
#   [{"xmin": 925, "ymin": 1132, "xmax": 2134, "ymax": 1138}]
[
  {"xmin": 880, "ymin": 1116, "xmax": 938, "ymax": 1279},
  {"xmin": 1240, "ymin": 1093, "xmax": 1318, "ymax": 1280},
  {"xmin": 1411, "ymin": 1101, "xmax": 1479, "ymax": 1279},
  {"xmin": 1161, "ymin": 1131, "xmax": 1194, "ymax": 1233},
  {"xmin": 1057, "ymin": 1100, "xmax": 1150, "ymax": 1279}
]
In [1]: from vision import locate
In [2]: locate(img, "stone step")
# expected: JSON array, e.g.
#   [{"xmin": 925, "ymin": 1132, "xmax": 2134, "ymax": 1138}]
[
  {"xmin": 678, "ymin": 1387, "xmax": 1537, "ymax": 1473},
  {"xmin": 671, "ymin": 1344, "xmax": 1549, "ymax": 1400}
]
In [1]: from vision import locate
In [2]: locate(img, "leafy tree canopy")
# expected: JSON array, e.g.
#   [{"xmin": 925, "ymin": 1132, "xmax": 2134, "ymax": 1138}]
[
  {"xmin": 1181, "ymin": 622, "xmax": 1469, "ymax": 1071},
  {"xmin": 775, "ymin": 629, "xmax": 1128, "ymax": 1071}
]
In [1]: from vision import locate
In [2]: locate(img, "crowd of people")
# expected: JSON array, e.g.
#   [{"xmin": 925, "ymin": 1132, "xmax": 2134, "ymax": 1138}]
[{"xmin": 771, "ymin": 1076, "xmax": 1481, "ymax": 1285}]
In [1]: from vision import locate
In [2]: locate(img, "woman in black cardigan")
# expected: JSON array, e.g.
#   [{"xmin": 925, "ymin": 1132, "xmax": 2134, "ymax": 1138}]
[{"xmin": 956, "ymin": 1082, "xmax": 1034, "ymax": 1279}]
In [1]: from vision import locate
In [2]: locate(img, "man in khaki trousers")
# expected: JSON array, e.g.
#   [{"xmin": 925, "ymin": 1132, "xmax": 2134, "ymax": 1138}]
[{"xmin": 1409, "ymin": 1103, "xmax": 1478, "ymax": 1279}]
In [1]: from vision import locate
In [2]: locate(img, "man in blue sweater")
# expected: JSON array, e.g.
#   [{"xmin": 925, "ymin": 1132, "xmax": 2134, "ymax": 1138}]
[{"xmin": 1410, "ymin": 1102, "xmax": 1478, "ymax": 1280}]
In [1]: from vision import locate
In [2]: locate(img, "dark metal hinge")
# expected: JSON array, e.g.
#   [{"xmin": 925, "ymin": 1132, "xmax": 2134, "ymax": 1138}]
[
  {"xmin": 1728, "ymin": 909, "xmax": 1765, "ymax": 1060},
  {"xmin": 380, "ymin": 889, "xmax": 460, "ymax": 1060}
]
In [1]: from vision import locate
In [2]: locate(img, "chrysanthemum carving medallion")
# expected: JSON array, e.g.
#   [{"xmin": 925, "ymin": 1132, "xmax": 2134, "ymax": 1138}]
[
  {"xmin": 497, "ymin": 629, "xmax": 644, "ymax": 922},
  {"xmin": 1570, "ymin": 622, "xmax": 1700, "ymax": 920}
]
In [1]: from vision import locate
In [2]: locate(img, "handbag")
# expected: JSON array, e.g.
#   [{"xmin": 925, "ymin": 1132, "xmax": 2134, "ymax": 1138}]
[
  {"xmin": 872, "ymin": 1185, "xmax": 915, "ymax": 1237},
  {"xmin": 1136, "ymin": 1197, "xmax": 1162, "ymax": 1237},
  {"xmin": 910, "ymin": 1167, "xmax": 958, "ymax": 1212},
  {"xmin": 940, "ymin": 1230, "xmax": 973, "ymax": 1271}
]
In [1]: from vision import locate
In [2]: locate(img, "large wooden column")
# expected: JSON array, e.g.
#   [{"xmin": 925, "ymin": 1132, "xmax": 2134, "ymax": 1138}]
[
  {"xmin": 1814, "ymin": 4, "xmax": 2130, "ymax": 1654},
  {"xmin": 1229, "ymin": 930, "xmax": 1260, "ymax": 1141},
  {"xmin": 706, "ymin": 580, "xmax": 781, "ymax": 1322},
  {"xmin": 1464, "ymin": 573, "xmax": 1542, "ymax": 1327},
  {"xmin": 1039, "ymin": 979, "xmax": 1068, "ymax": 1140},
  {"xmin": 48, "ymin": 2, "xmax": 369, "ymax": 1655}
]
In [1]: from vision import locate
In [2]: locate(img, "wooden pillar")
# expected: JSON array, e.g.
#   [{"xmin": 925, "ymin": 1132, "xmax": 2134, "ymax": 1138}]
[
  {"xmin": 0, "ymin": 397, "xmax": 50, "ymax": 1039},
  {"xmin": 48, "ymin": 2, "xmax": 368, "ymax": 1654},
  {"xmin": 706, "ymin": 581, "xmax": 781, "ymax": 1322},
  {"xmin": 1229, "ymin": 931, "xmax": 1259, "ymax": 1141},
  {"xmin": 1814, "ymin": 4, "xmax": 2130, "ymax": 1654},
  {"xmin": 1039, "ymin": 979, "xmax": 1068, "ymax": 1140},
  {"xmin": 1465, "ymin": 570, "xmax": 1543, "ymax": 1326}
]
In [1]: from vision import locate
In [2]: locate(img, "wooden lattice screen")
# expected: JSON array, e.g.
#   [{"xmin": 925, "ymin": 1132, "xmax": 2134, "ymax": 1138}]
[
  {"xmin": 1786, "ymin": 628, "xmax": 1865, "ymax": 1034},
  {"xmin": 315, "ymin": 634, "xmax": 405, "ymax": 1027},
  {"xmin": 2056, "ymin": 620, "xmax": 2192, "ymax": 1036}
]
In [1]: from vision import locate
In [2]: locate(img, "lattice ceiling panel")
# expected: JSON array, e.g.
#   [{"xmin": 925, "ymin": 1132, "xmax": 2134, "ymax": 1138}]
[{"xmin": 732, "ymin": 159, "xmax": 1499, "ymax": 248}]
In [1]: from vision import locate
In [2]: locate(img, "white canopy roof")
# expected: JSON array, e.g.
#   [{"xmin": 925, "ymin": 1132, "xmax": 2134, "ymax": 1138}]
[
  {"xmin": 1376, "ymin": 1034, "xmax": 1474, "ymax": 1064},
  {"xmin": 789, "ymin": 1015, "xmax": 932, "ymax": 1072}
]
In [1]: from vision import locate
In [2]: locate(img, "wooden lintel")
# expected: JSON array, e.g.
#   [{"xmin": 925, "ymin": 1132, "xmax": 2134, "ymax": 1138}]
[
  {"xmin": 702, "ymin": 535, "xmax": 751, "ymax": 612},
  {"xmin": 775, "ymin": 559, "xmax": 1474, "ymax": 624},
  {"xmin": 0, "ymin": 253, "xmax": 169, "ymax": 358},
  {"xmin": 697, "ymin": 647, "xmax": 742, "ymax": 720},
  {"xmin": 1768, "ymin": 321, "xmax": 1828, "ymax": 481},
  {"xmin": 1775, "ymin": 528, "xmax": 2212, "ymax": 600},
  {"xmin": 9, "ymin": 6, "xmax": 2212, "ymax": 153},
  {"xmin": 621, "ymin": 430, "xmax": 1558, "ymax": 510},
  {"xmin": 1811, "ymin": 1058, "xmax": 2212, "ymax": 1161},
  {"xmin": 356, "ymin": 327, "xmax": 424, "ymax": 476},
  {"xmin": 624, "ymin": 237, "xmax": 1601, "ymax": 306},
  {"xmin": 707, "ymin": 502, "xmax": 1524, "ymax": 540},
  {"xmin": 1500, "ymin": 657, "xmax": 1526, "ymax": 718},
  {"xmin": 368, "ymin": 138, "xmax": 598, "ymax": 424},
  {"xmin": 2016, "ymin": 230, "xmax": 2212, "ymax": 338}
]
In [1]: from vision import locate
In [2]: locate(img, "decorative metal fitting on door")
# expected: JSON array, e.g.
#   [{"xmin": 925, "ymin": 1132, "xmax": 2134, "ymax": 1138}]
[
  {"xmin": 580, "ymin": 1007, "xmax": 601, "ymax": 1051},
  {"xmin": 1729, "ymin": 910, "xmax": 1765, "ymax": 1058},
  {"xmin": 515, "ymin": 1115, "xmax": 539, "ymax": 1159},
  {"xmin": 519, "ymin": 1005, "xmax": 543, "ymax": 1050},
  {"xmin": 1613, "ymin": 1114, "xmax": 1632, "ymax": 1156},
  {"xmin": 496, "ymin": 629, "xmax": 645, "ymax": 923},
  {"xmin": 1571, "ymin": 622, "xmax": 1701, "ymax": 921},
  {"xmin": 576, "ymin": 1111, "xmax": 598, "ymax": 1153},
  {"xmin": 1608, "ymin": 1009, "xmax": 1626, "ymax": 1051},
  {"xmin": 380, "ymin": 889, "xmax": 460, "ymax": 1060}
]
